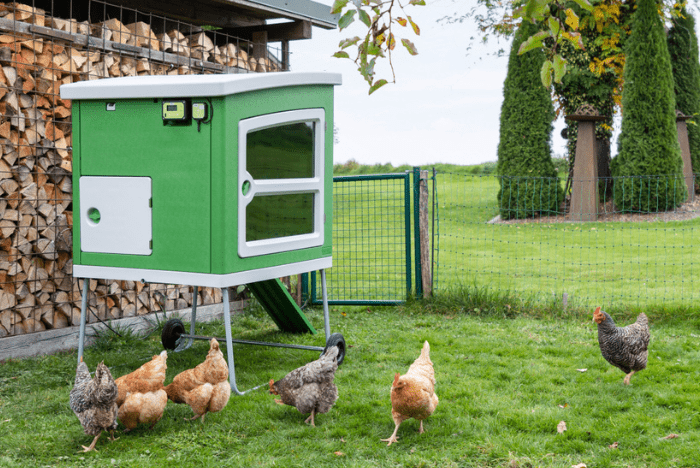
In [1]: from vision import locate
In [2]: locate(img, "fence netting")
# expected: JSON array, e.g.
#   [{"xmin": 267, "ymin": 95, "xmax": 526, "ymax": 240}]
[{"xmin": 435, "ymin": 171, "xmax": 700, "ymax": 308}]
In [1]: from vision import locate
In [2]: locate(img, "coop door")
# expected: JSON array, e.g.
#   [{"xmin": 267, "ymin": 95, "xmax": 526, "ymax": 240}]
[
  {"xmin": 238, "ymin": 109, "xmax": 325, "ymax": 258},
  {"xmin": 79, "ymin": 176, "xmax": 152, "ymax": 255}
]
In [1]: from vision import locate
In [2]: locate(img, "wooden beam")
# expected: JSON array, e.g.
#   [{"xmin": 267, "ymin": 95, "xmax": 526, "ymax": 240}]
[
  {"xmin": 92, "ymin": 0, "xmax": 266, "ymax": 29},
  {"xmin": 226, "ymin": 20, "xmax": 312, "ymax": 42}
]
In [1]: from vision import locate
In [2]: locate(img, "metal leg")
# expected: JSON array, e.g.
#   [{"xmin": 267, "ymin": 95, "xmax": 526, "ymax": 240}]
[
  {"xmin": 77, "ymin": 279, "xmax": 89, "ymax": 364},
  {"xmin": 223, "ymin": 288, "xmax": 243, "ymax": 395},
  {"xmin": 320, "ymin": 269, "xmax": 331, "ymax": 343},
  {"xmin": 222, "ymin": 287, "xmax": 266, "ymax": 395},
  {"xmin": 175, "ymin": 285, "xmax": 197, "ymax": 352}
]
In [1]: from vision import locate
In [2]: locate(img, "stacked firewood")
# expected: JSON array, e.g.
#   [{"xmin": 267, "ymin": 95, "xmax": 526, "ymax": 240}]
[{"xmin": 0, "ymin": 2, "xmax": 271, "ymax": 338}]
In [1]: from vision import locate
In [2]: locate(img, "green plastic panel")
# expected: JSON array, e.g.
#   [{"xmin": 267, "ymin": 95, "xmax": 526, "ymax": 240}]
[{"xmin": 75, "ymin": 99, "xmax": 211, "ymax": 273}]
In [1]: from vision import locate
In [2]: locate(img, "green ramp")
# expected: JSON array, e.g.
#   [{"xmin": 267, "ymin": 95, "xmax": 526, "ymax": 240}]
[{"xmin": 247, "ymin": 279, "xmax": 317, "ymax": 334}]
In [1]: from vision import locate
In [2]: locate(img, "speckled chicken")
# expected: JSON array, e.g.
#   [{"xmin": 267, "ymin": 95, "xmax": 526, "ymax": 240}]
[
  {"xmin": 269, "ymin": 345, "xmax": 339, "ymax": 426},
  {"xmin": 381, "ymin": 341, "xmax": 438, "ymax": 446},
  {"xmin": 164, "ymin": 338, "xmax": 231, "ymax": 423},
  {"xmin": 69, "ymin": 359, "xmax": 119, "ymax": 452},
  {"xmin": 594, "ymin": 306, "xmax": 650, "ymax": 385},
  {"xmin": 115, "ymin": 351, "xmax": 168, "ymax": 431}
]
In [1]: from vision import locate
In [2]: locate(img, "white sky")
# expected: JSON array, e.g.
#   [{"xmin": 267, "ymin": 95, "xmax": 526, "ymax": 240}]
[{"xmin": 289, "ymin": 0, "xmax": 570, "ymax": 167}]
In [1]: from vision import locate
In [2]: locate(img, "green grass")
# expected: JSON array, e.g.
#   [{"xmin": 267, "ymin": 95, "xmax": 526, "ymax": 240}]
[{"xmin": 1, "ymin": 298, "xmax": 699, "ymax": 468}]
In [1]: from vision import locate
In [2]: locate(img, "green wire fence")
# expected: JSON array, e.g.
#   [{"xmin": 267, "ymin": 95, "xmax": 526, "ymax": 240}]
[{"xmin": 435, "ymin": 171, "xmax": 699, "ymax": 309}]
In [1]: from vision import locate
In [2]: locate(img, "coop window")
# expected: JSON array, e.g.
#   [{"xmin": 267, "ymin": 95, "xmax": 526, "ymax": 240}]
[{"xmin": 238, "ymin": 109, "xmax": 325, "ymax": 257}]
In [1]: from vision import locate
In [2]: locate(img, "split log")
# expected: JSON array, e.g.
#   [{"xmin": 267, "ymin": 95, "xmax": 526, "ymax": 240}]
[{"xmin": 126, "ymin": 22, "xmax": 160, "ymax": 50}]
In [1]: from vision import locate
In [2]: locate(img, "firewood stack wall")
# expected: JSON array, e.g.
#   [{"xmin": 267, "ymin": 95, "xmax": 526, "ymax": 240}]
[{"xmin": 0, "ymin": 1, "xmax": 277, "ymax": 338}]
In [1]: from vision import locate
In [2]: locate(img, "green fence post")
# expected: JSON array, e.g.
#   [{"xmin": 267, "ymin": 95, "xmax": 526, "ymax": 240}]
[
  {"xmin": 401, "ymin": 172, "xmax": 412, "ymax": 297},
  {"xmin": 412, "ymin": 167, "xmax": 422, "ymax": 298}
]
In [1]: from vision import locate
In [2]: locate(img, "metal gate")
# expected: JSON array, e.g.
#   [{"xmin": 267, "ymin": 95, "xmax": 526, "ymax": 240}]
[{"xmin": 303, "ymin": 169, "xmax": 434, "ymax": 305}]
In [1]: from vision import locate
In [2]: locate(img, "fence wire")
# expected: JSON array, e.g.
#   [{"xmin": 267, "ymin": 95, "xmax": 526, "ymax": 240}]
[{"xmin": 435, "ymin": 171, "xmax": 700, "ymax": 308}]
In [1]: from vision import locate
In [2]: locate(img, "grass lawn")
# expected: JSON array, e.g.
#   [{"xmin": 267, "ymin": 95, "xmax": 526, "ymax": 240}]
[{"xmin": 1, "ymin": 301, "xmax": 699, "ymax": 468}]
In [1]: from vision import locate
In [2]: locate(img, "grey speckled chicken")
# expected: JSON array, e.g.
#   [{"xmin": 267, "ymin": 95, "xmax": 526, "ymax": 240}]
[
  {"xmin": 269, "ymin": 346, "xmax": 339, "ymax": 426},
  {"xmin": 69, "ymin": 359, "xmax": 119, "ymax": 452},
  {"xmin": 594, "ymin": 306, "xmax": 650, "ymax": 385}
]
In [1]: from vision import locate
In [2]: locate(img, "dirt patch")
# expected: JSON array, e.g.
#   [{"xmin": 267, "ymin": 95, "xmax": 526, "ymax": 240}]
[{"xmin": 489, "ymin": 196, "xmax": 700, "ymax": 224}]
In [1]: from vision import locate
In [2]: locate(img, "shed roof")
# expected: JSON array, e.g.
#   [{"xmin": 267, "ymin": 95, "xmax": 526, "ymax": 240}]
[{"xmin": 101, "ymin": 0, "xmax": 338, "ymax": 30}]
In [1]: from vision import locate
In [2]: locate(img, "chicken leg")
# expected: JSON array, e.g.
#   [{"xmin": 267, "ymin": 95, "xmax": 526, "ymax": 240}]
[
  {"xmin": 304, "ymin": 409, "xmax": 316, "ymax": 427},
  {"xmin": 381, "ymin": 421, "xmax": 402, "ymax": 446},
  {"xmin": 81, "ymin": 434, "xmax": 102, "ymax": 452},
  {"xmin": 623, "ymin": 370, "xmax": 636, "ymax": 385}
]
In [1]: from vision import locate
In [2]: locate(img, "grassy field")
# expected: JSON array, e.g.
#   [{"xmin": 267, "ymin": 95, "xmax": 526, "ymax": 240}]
[{"xmin": 1, "ymin": 299, "xmax": 699, "ymax": 468}]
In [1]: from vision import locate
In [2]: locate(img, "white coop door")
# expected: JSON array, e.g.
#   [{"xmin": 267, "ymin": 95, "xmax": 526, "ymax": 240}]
[{"xmin": 80, "ymin": 176, "xmax": 152, "ymax": 255}]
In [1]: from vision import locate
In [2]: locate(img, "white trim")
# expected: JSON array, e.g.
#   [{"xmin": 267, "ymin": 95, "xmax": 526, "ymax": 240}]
[
  {"xmin": 60, "ymin": 72, "xmax": 342, "ymax": 100},
  {"xmin": 238, "ymin": 109, "xmax": 325, "ymax": 258},
  {"xmin": 73, "ymin": 257, "xmax": 332, "ymax": 288}
]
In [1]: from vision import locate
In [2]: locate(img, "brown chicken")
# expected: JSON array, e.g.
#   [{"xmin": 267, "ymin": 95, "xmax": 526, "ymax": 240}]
[
  {"xmin": 594, "ymin": 306, "xmax": 650, "ymax": 385},
  {"xmin": 381, "ymin": 341, "xmax": 438, "ymax": 446},
  {"xmin": 115, "ymin": 350, "xmax": 168, "ymax": 431},
  {"xmin": 164, "ymin": 338, "xmax": 231, "ymax": 423},
  {"xmin": 70, "ymin": 359, "xmax": 119, "ymax": 452},
  {"xmin": 269, "ymin": 345, "xmax": 339, "ymax": 427}
]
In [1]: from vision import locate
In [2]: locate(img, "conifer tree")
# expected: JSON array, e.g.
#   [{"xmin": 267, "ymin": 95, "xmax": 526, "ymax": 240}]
[
  {"xmin": 668, "ymin": 7, "xmax": 700, "ymax": 173},
  {"xmin": 612, "ymin": 0, "xmax": 686, "ymax": 212},
  {"xmin": 497, "ymin": 21, "xmax": 562, "ymax": 220}
]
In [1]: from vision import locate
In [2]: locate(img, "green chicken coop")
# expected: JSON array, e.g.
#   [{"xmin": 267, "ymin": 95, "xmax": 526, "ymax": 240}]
[{"xmin": 61, "ymin": 72, "xmax": 345, "ymax": 393}]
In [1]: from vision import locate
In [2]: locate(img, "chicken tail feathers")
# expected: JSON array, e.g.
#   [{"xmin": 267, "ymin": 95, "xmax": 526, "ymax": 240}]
[{"xmin": 421, "ymin": 341, "xmax": 431, "ymax": 360}]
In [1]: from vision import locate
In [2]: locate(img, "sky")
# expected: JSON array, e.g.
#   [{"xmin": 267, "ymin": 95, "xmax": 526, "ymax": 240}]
[
  {"xmin": 289, "ymin": 0, "xmax": 700, "ymax": 168},
  {"xmin": 289, "ymin": 0, "xmax": 568, "ymax": 167}
]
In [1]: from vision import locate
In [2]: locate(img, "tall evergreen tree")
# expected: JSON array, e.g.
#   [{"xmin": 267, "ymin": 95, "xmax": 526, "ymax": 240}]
[
  {"xmin": 497, "ymin": 21, "xmax": 562, "ymax": 220},
  {"xmin": 612, "ymin": 0, "xmax": 685, "ymax": 212},
  {"xmin": 668, "ymin": 7, "xmax": 700, "ymax": 174}
]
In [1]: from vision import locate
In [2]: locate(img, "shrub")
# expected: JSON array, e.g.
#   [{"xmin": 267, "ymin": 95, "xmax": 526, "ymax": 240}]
[
  {"xmin": 612, "ymin": 0, "xmax": 686, "ymax": 212},
  {"xmin": 496, "ymin": 21, "xmax": 562, "ymax": 219}
]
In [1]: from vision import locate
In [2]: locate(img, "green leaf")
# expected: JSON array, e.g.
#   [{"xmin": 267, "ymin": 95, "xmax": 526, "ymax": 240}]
[
  {"xmin": 367, "ymin": 42, "xmax": 384, "ymax": 56},
  {"xmin": 339, "ymin": 36, "xmax": 361, "ymax": 49},
  {"xmin": 330, "ymin": 0, "xmax": 349, "ymax": 15},
  {"xmin": 552, "ymin": 54, "xmax": 567, "ymax": 83},
  {"xmin": 338, "ymin": 10, "xmax": 356, "ymax": 30},
  {"xmin": 358, "ymin": 8, "xmax": 371, "ymax": 28},
  {"xmin": 359, "ymin": 56, "xmax": 377, "ymax": 85},
  {"xmin": 541, "ymin": 60, "xmax": 553, "ymax": 88},
  {"xmin": 569, "ymin": 0, "xmax": 594, "ymax": 12},
  {"xmin": 396, "ymin": 17, "xmax": 408, "ymax": 27},
  {"xmin": 332, "ymin": 51, "xmax": 351, "ymax": 59},
  {"xmin": 517, "ymin": 31, "xmax": 551, "ymax": 55},
  {"xmin": 519, "ymin": 0, "xmax": 549, "ymax": 21},
  {"xmin": 548, "ymin": 17, "xmax": 560, "ymax": 36},
  {"xmin": 407, "ymin": 16, "xmax": 420, "ymax": 35},
  {"xmin": 368, "ymin": 79, "xmax": 389, "ymax": 95},
  {"xmin": 408, "ymin": 0, "xmax": 426, "ymax": 5},
  {"xmin": 401, "ymin": 38, "xmax": 419, "ymax": 55}
]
